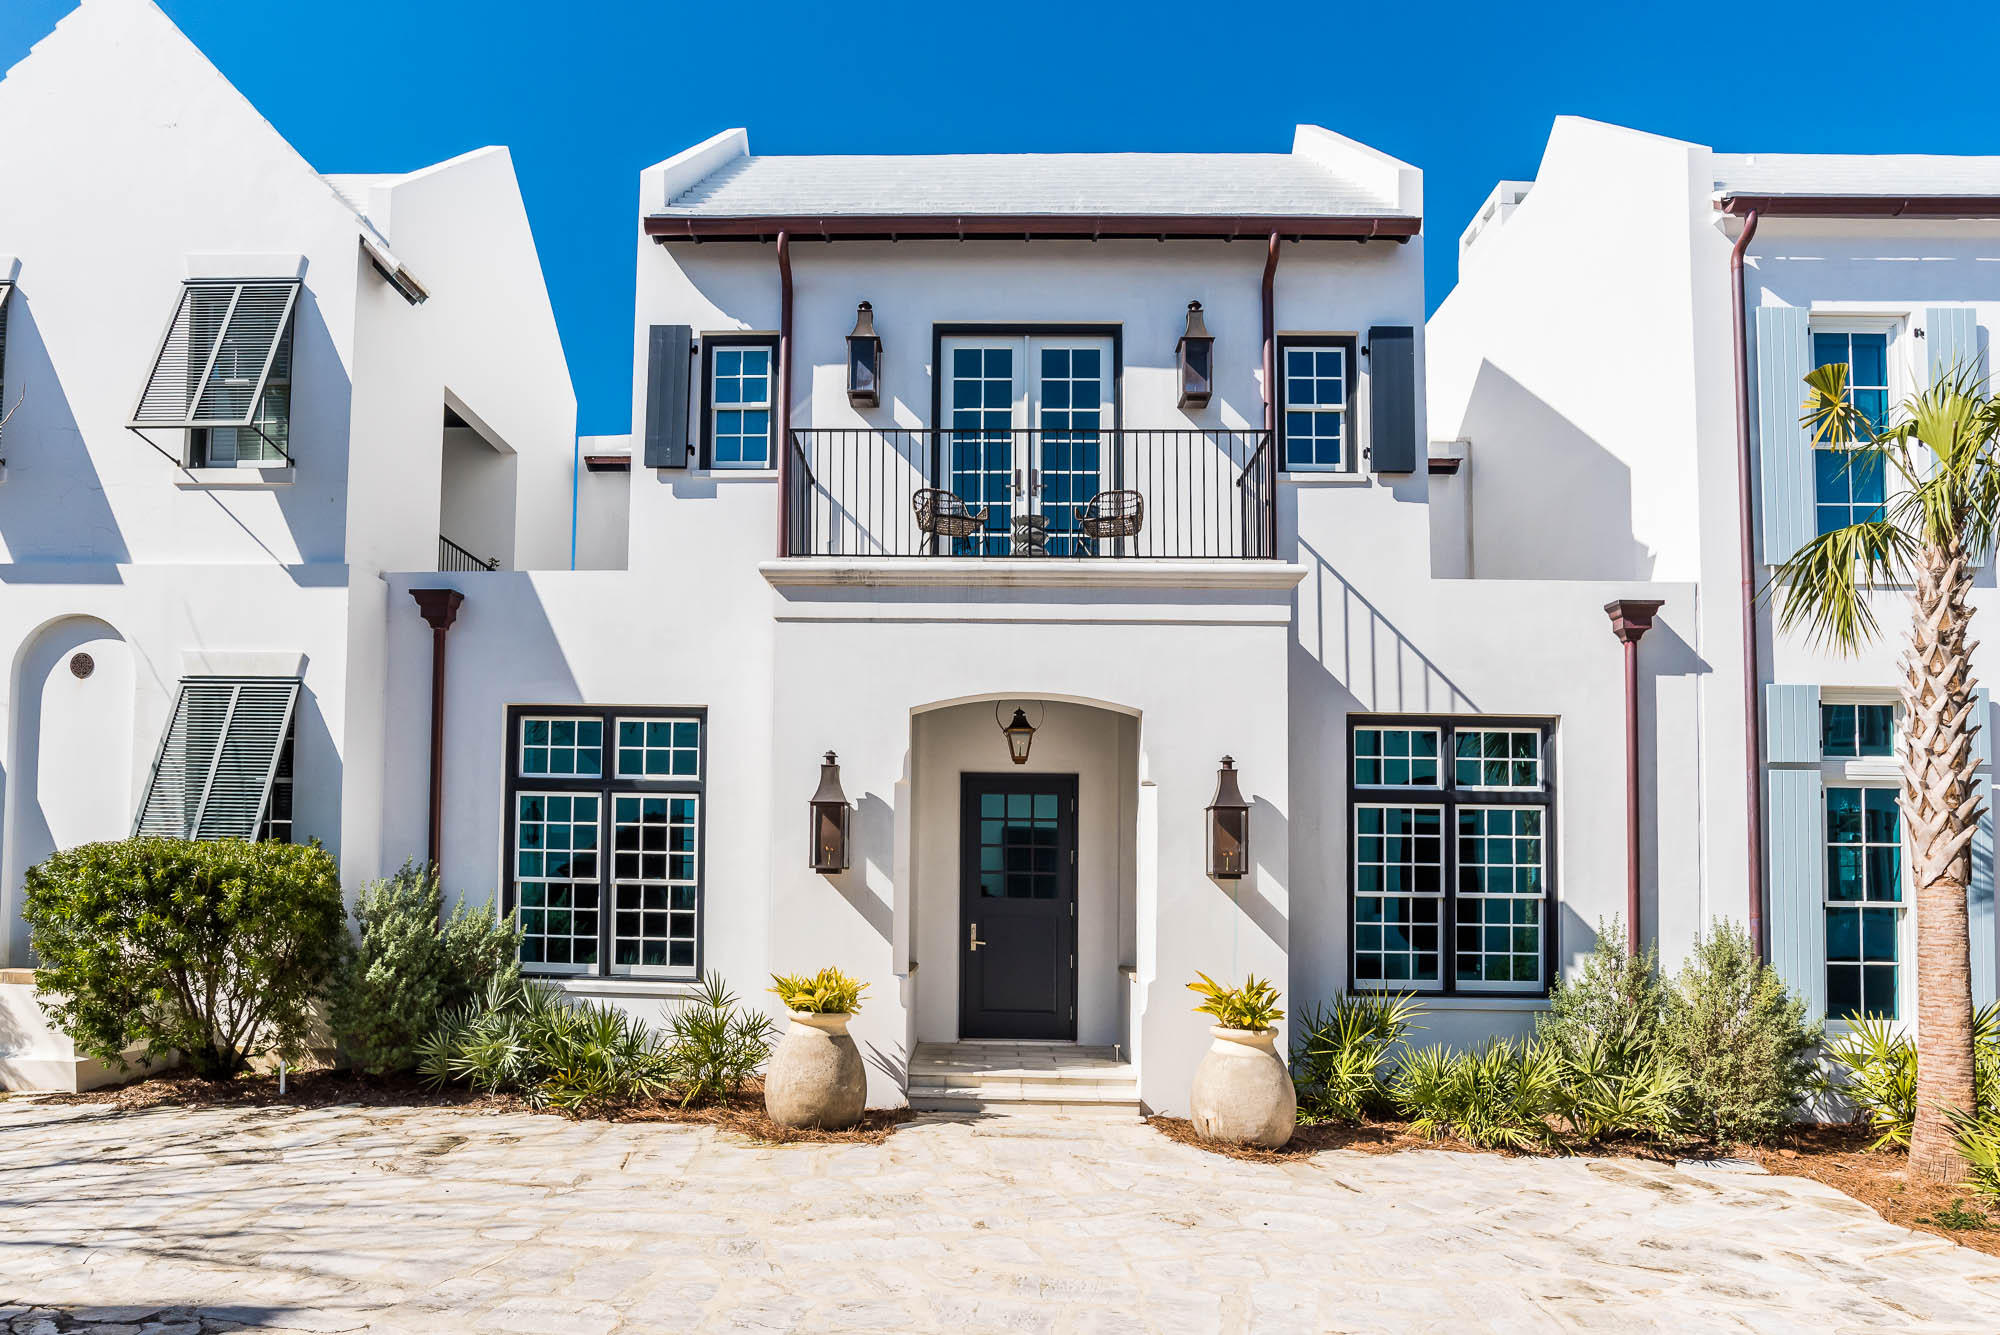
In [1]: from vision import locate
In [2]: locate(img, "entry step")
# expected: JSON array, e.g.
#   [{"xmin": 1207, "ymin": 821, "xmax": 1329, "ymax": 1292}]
[{"xmin": 907, "ymin": 1041, "xmax": 1140, "ymax": 1117}]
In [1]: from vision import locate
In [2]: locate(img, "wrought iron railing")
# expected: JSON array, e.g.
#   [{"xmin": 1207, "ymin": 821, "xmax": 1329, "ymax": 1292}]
[
  {"xmin": 438, "ymin": 535, "xmax": 499, "ymax": 572},
  {"xmin": 782, "ymin": 429, "xmax": 1274, "ymax": 559}
]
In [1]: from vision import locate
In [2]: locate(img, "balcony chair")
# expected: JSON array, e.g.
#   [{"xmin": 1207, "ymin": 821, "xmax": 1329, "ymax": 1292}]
[
  {"xmin": 1075, "ymin": 490, "xmax": 1144, "ymax": 554},
  {"xmin": 912, "ymin": 487, "xmax": 989, "ymax": 541}
]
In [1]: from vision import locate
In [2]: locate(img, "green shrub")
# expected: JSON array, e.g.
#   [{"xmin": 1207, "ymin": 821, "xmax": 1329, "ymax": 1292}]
[
  {"xmin": 326, "ymin": 863, "xmax": 521, "ymax": 1075},
  {"xmin": 23, "ymin": 837, "xmax": 344, "ymax": 1079},
  {"xmin": 770, "ymin": 967, "xmax": 867, "ymax": 1015},
  {"xmin": 1950, "ymin": 1105, "xmax": 2000, "ymax": 1208},
  {"xmin": 1292, "ymin": 992, "xmax": 1419, "ymax": 1125},
  {"xmin": 1187, "ymin": 972, "xmax": 1284, "ymax": 1031},
  {"xmin": 1661, "ymin": 920, "xmax": 1820, "ymax": 1144},
  {"xmin": 1560, "ymin": 1032, "xmax": 1686, "ymax": 1145},
  {"xmin": 1390, "ymin": 1039, "xmax": 1567, "ymax": 1151},
  {"xmin": 666, "ymin": 974, "xmax": 777, "ymax": 1106},
  {"xmin": 1537, "ymin": 917, "xmax": 1665, "ymax": 1062},
  {"xmin": 1822, "ymin": 1003, "xmax": 2000, "ymax": 1151}
]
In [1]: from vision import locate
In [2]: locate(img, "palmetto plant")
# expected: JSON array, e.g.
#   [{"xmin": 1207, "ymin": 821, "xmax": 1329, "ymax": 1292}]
[
  {"xmin": 1186, "ymin": 972, "xmax": 1285, "ymax": 1031},
  {"xmin": 1773, "ymin": 360, "xmax": 2000, "ymax": 1181}
]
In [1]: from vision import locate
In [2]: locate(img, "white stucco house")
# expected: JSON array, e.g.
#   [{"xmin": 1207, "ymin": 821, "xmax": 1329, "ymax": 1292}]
[
  {"xmin": 0, "ymin": 0, "xmax": 575, "ymax": 1089},
  {"xmin": 1428, "ymin": 115, "xmax": 2000, "ymax": 1036}
]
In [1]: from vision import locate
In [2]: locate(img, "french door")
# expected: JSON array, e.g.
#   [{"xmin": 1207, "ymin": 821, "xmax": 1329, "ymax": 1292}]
[
  {"xmin": 940, "ymin": 335, "xmax": 1113, "ymax": 556},
  {"xmin": 960, "ymin": 773, "xmax": 1078, "ymax": 1039}
]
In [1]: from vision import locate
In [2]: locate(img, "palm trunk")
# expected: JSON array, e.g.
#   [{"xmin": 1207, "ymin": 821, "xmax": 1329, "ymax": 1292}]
[{"xmin": 1899, "ymin": 541, "xmax": 1980, "ymax": 1182}]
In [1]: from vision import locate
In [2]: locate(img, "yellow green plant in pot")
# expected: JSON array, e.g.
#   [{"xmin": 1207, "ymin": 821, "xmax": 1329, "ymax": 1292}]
[
  {"xmin": 1186, "ymin": 972, "xmax": 1294, "ymax": 1149},
  {"xmin": 764, "ymin": 967, "xmax": 867, "ymax": 1129}
]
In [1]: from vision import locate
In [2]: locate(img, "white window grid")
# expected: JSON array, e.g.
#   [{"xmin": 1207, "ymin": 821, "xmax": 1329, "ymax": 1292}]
[
  {"xmin": 1283, "ymin": 344, "xmax": 1348, "ymax": 470},
  {"xmin": 1452, "ymin": 728, "xmax": 1543, "ymax": 790},
  {"xmin": 711, "ymin": 345, "xmax": 772, "ymax": 468},
  {"xmin": 1453, "ymin": 806, "xmax": 1546, "ymax": 990},
  {"xmin": 1352, "ymin": 804, "xmax": 1445, "ymax": 988},
  {"xmin": 610, "ymin": 793, "xmax": 700, "ymax": 975},
  {"xmin": 1352, "ymin": 727, "xmax": 1442, "ymax": 788},
  {"xmin": 519, "ymin": 716, "xmax": 603, "ymax": 779},
  {"xmin": 615, "ymin": 716, "xmax": 701, "ymax": 780},
  {"xmin": 514, "ymin": 792, "xmax": 602, "ymax": 974}
]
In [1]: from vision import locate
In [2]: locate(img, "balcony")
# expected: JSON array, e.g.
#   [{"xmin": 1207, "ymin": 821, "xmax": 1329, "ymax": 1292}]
[
  {"xmin": 438, "ymin": 534, "xmax": 500, "ymax": 572},
  {"xmin": 781, "ymin": 429, "xmax": 1274, "ymax": 560}
]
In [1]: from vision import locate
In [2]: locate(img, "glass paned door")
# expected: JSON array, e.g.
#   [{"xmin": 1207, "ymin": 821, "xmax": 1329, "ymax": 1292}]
[{"xmin": 942, "ymin": 335, "xmax": 1113, "ymax": 556}]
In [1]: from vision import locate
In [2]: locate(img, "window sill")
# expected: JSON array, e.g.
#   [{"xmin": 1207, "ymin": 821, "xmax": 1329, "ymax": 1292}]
[
  {"xmin": 531, "ymin": 975, "xmax": 704, "ymax": 1000},
  {"xmin": 176, "ymin": 465, "xmax": 294, "ymax": 489},
  {"xmin": 1353, "ymin": 993, "xmax": 1552, "ymax": 1011},
  {"xmin": 1280, "ymin": 470, "xmax": 1371, "ymax": 486},
  {"xmin": 702, "ymin": 467, "xmax": 779, "ymax": 481}
]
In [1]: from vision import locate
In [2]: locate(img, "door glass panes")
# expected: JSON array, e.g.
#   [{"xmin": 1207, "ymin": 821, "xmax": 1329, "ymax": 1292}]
[
  {"xmin": 1038, "ymin": 346, "xmax": 1103, "ymax": 557},
  {"xmin": 520, "ymin": 718, "xmax": 602, "ymax": 778},
  {"xmin": 949, "ymin": 346, "xmax": 1015, "ymax": 555},
  {"xmin": 1811, "ymin": 331, "xmax": 1888, "ymax": 536},
  {"xmin": 1821, "ymin": 703, "xmax": 1894, "ymax": 758},
  {"xmin": 711, "ymin": 346, "xmax": 772, "ymax": 467},
  {"xmin": 1454, "ymin": 808, "xmax": 1543, "ymax": 986},
  {"xmin": 1825, "ymin": 787, "xmax": 1901, "ymax": 1019},
  {"xmin": 515, "ymin": 793, "xmax": 601, "ymax": 967},
  {"xmin": 1352, "ymin": 805, "xmax": 1443, "ymax": 984},
  {"xmin": 1352, "ymin": 728, "xmax": 1441, "ymax": 787},
  {"xmin": 1283, "ymin": 346, "xmax": 1348, "ymax": 469},
  {"xmin": 616, "ymin": 717, "xmax": 700, "ymax": 778},
  {"xmin": 611, "ymin": 794, "xmax": 698, "ymax": 969},
  {"xmin": 976, "ymin": 789, "xmax": 1061, "ymax": 899},
  {"xmin": 1453, "ymin": 730, "xmax": 1541, "ymax": 789}
]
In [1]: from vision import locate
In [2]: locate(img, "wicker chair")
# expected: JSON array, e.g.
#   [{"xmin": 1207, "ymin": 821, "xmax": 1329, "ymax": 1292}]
[
  {"xmin": 1077, "ymin": 490, "xmax": 1144, "ymax": 553},
  {"xmin": 912, "ymin": 487, "xmax": 988, "ymax": 541}
]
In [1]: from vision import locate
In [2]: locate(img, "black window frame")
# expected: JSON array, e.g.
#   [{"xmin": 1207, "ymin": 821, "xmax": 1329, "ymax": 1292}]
[
  {"xmin": 502, "ymin": 704, "xmax": 709, "ymax": 981},
  {"xmin": 1346, "ymin": 714, "xmax": 1558, "ymax": 998},
  {"xmin": 699, "ymin": 332, "xmax": 780, "ymax": 470},
  {"xmin": 1277, "ymin": 332, "xmax": 1360, "ymax": 473}
]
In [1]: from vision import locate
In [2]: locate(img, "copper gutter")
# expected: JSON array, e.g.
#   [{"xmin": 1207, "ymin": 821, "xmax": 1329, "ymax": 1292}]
[
  {"xmin": 646, "ymin": 214, "xmax": 1420, "ymax": 244},
  {"xmin": 1719, "ymin": 195, "xmax": 2000, "ymax": 220},
  {"xmin": 1606, "ymin": 600, "xmax": 1665, "ymax": 954},
  {"xmin": 1261, "ymin": 232, "xmax": 1280, "ymax": 557},
  {"xmin": 1730, "ymin": 209, "xmax": 1765, "ymax": 957},
  {"xmin": 409, "ymin": 588, "xmax": 465, "ymax": 871},
  {"xmin": 775, "ymin": 229, "xmax": 793, "ymax": 559}
]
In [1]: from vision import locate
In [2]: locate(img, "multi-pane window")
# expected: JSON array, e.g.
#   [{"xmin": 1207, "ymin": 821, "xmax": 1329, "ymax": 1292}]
[
  {"xmin": 1811, "ymin": 331, "xmax": 1889, "ymax": 536},
  {"xmin": 1281, "ymin": 342, "xmax": 1352, "ymax": 470},
  {"xmin": 1038, "ymin": 346, "xmax": 1103, "ymax": 558},
  {"xmin": 1825, "ymin": 786, "xmax": 1902, "ymax": 1020},
  {"xmin": 974, "ymin": 788, "xmax": 1064, "ymax": 900},
  {"xmin": 1351, "ymin": 717, "xmax": 1555, "ymax": 995},
  {"xmin": 190, "ymin": 292, "xmax": 293, "ymax": 467},
  {"xmin": 707, "ymin": 341, "xmax": 774, "ymax": 468},
  {"xmin": 1352, "ymin": 727, "xmax": 1441, "ymax": 788},
  {"xmin": 1822, "ymin": 703, "xmax": 1894, "ymax": 759},
  {"xmin": 505, "ymin": 706, "xmax": 706, "ymax": 978},
  {"xmin": 257, "ymin": 715, "xmax": 296, "ymax": 844}
]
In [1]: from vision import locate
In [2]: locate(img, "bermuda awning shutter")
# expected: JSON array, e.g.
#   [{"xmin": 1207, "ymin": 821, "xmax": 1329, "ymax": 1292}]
[
  {"xmin": 136, "ymin": 676, "xmax": 301, "ymax": 840},
  {"xmin": 0, "ymin": 280, "xmax": 14, "ymax": 430},
  {"xmin": 129, "ymin": 279, "xmax": 299, "ymax": 431}
]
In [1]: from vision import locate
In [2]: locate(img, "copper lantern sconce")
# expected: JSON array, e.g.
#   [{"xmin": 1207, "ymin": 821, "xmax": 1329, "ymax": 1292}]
[
  {"xmin": 1207, "ymin": 756, "xmax": 1249, "ymax": 879},
  {"xmin": 809, "ymin": 751, "xmax": 851, "ymax": 873},
  {"xmin": 847, "ymin": 301, "xmax": 882, "ymax": 408},
  {"xmin": 1177, "ymin": 300, "xmax": 1214, "ymax": 410}
]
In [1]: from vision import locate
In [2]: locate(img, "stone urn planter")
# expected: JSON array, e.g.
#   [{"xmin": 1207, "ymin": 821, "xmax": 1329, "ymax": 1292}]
[
  {"xmin": 764, "ymin": 1011, "xmax": 866, "ymax": 1130},
  {"xmin": 1190, "ymin": 1025, "xmax": 1295, "ymax": 1149}
]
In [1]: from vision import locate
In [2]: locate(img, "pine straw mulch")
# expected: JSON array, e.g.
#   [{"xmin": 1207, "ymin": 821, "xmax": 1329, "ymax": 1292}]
[
  {"xmin": 1150, "ymin": 1114, "xmax": 2000, "ymax": 1255},
  {"xmin": 31, "ymin": 1068, "xmax": 911, "ymax": 1145}
]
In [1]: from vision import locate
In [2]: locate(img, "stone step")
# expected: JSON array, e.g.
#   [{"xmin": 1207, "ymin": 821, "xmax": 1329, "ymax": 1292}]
[{"xmin": 906, "ymin": 1041, "xmax": 1142, "ymax": 1117}]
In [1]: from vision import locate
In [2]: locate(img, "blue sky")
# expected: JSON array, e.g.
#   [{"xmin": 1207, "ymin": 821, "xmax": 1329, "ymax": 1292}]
[{"xmin": 6, "ymin": 1, "xmax": 1999, "ymax": 435}]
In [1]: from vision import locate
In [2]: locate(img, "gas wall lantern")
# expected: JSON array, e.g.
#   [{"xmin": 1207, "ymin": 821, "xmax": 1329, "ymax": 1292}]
[
  {"xmin": 847, "ymin": 301, "xmax": 882, "ymax": 408},
  {"xmin": 808, "ymin": 750, "xmax": 851, "ymax": 873},
  {"xmin": 1207, "ymin": 756, "xmax": 1250, "ymax": 879},
  {"xmin": 1177, "ymin": 300, "xmax": 1214, "ymax": 410}
]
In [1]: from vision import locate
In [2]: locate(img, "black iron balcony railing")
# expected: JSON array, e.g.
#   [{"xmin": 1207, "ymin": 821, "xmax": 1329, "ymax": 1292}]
[
  {"xmin": 782, "ymin": 429, "xmax": 1274, "ymax": 560},
  {"xmin": 438, "ymin": 534, "xmax": 500, "ymax": 572}
]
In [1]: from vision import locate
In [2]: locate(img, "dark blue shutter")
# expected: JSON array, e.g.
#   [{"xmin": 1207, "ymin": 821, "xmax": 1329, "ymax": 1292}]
[
  {"xmin": 1755, "ymin": 306, "xmax": 1814, "ymax": 562},
  {"xmin": 1366, "ymin": 326, "xmax": 1416, "ymax": 474},
  {"xmin": 1765, "ymin": 683, "xmax": 1825, "ymax": 1016},
  {"xmin": 643, "ymin": 324, "xmax": 693, "ymax": 468}
]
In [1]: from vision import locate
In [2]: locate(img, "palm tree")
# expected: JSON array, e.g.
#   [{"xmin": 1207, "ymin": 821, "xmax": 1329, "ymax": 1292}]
[{"xmin": 1773, "ymin": 360, "xmax": 2000, "ymax": 1182}]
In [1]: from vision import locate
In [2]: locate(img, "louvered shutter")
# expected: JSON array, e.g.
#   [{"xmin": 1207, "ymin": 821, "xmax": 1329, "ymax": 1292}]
[
  {"xmin": 1766, "ymin": 683, "xmax": 1825, "ymax": 1015},
  {"xmin": 1972, "ymin": 689, "xmax": 1997, "ymax": 1007},
  {"xmin": 1366, "ymin": 325, "xmax": 1417, "ymax": 473},
  {"xmin": 1756, "ymin": 306, "xmax": 1814, "ymax": 563},
  {"xmin": 643, "ymin": 324, "xmax": 693, "ymax": 468},
  {"xmin": 136, "ymin": 677, "xmax": 300, "ymax": 840},
  {"xmin": 130, "ymin": 280, "xmax": 299, "ymax": 430},
  {"xmin": 0, "ymin": 280, "xmax": 12, "ymax": 429},
  {"xmin": 1928, "ymin": 308, "xmax": 1988, "ymax": 565}
]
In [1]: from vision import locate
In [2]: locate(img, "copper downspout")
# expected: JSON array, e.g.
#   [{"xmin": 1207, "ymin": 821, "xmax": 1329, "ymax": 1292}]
[
  {"xmin": 775, "ymin": 229, "xmax": 794, "ymax": 559},
  {"xmin": 1261, "ymin": 231, "xmax": 1280, "ymax": 557},
  {"xmin": 1730, "ymin": 210, "xmax": 1766, "ymax": 957},
  {"xmin": 1606, "ymin": 600, "xmax": 1665, "ymax": 954},
  {"xmin": 410, "ymin": 588, "xmax": 465, "ymax": 871}
]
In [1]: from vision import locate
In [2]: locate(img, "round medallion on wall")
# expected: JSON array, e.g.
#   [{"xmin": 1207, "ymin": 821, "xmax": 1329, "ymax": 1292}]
[{"xmin": 68, "ymin": 651, "xmax": 95, "ymax": 680}]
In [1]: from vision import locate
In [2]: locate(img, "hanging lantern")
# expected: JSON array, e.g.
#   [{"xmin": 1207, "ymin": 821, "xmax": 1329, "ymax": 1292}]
[
  {"xmin": 1207, "ymin": 756, "xmax": 1249, "ymax": 879},
  {"xmin": 999, "ymin": 706, "xmax": 1038, "ymax": 765},
  {"xmin": 847, "ymin": 301, "xmax": 882, "ymax": 408},
  {"xmin": 1177, "ymin": 300, "xmax": 1214, "ymax": 410},
  {"xmin": 809, "ymin": 751, "xmax": 850, "ymax": 873}
]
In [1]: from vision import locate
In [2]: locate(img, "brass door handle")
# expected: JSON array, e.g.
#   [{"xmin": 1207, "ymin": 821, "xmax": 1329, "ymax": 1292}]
[{"xmin": 969, "ymin": 922, "xmax": 987, "ymax": 952}]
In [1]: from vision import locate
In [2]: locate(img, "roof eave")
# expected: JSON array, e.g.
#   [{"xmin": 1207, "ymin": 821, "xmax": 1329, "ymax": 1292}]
[
  {"xmin": 1717, "ymin": 194, "xmax": 2000, "ymax": 219},
  {"xmin": 642, "ymin": 213, "xmax": 1421, "ymax": 243}
]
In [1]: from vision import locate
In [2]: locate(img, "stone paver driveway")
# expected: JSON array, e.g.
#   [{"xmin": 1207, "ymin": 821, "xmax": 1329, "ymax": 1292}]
[{"xmin": 3, "ymin": 1099, "xmax": 1999, "ymax": 1333}]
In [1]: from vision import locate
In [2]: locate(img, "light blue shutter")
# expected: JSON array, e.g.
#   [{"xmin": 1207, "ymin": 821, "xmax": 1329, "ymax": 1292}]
[
  {"xmin": 1972, "ymin": 689, "xmax": 1996, "ymax": 1007},
  {"xmin": 136, "ymin": 677, "xmax": 300, "ymax": 839},
  {"xmin": 1756, "ymin": 306, "xmax": 1815, "ymax": 563},
  {"xmin": 1766, "ymin": 683, "xmax": 1825, "ymax": 1015},
  {"xmin": 1929, "ymin": 308, "xmax": 1989, "ymax": 566}
]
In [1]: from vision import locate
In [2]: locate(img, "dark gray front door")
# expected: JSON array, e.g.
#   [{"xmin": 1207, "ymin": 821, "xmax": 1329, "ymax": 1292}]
[{"xmin": 960, "ymin": 773, "xmax": 1077, "ymax": 1039}]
